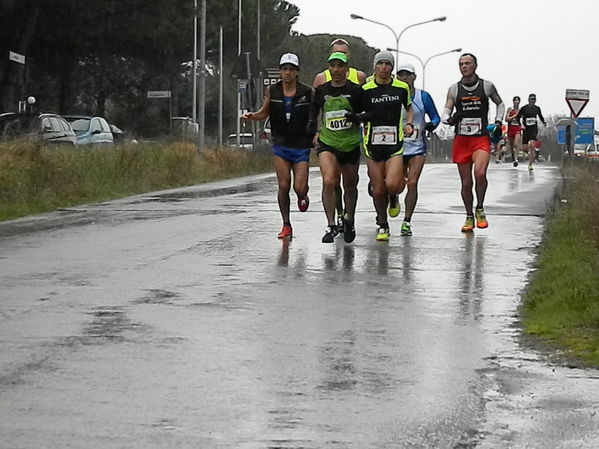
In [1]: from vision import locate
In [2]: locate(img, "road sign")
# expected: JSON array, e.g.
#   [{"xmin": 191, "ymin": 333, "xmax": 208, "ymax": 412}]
[
  {"xmin": 557, "ymin": 117, "xmax": 594, "ymax": 145},
  {"xmin": 565, "ymin": 89, "xmax": 590, "ymax": 118},
  {"xmin": 147, "ymin": 90, "xmax": 171, "ymax": 98},
  {"xmin": 263, "ymin": 67, "xmax": 281, "ymax": 86},
  {"xmin": 9, "ymin": 50, "xmax": 25, "ymax": 65}
]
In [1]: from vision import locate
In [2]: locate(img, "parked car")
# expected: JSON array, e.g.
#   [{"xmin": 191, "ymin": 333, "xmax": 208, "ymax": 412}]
[
  {"xmin": 227, "ymin": 132, "xmax": 255, "ymax": 150},
  {"xmin": 109, "ymin": 123, "xmax": 137, "ymax": 145},
  {"xmin": 0, "ymin": 112, "xmax": 77, "ymax": 146},
  {"xmin": 63, "ymin": 115, "xmax": 114, "ymax": 146}
]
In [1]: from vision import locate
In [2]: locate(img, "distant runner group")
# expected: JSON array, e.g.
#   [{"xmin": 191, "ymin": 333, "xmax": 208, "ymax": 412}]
[{"xmin": 243, "ymin": 39, "xmax": 543, "ymax": 242}]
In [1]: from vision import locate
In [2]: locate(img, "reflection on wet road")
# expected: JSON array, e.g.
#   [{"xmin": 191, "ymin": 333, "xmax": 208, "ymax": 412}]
[{"xmin": 1, "ymin": 163, "xmax": 598, "ymax": 448}]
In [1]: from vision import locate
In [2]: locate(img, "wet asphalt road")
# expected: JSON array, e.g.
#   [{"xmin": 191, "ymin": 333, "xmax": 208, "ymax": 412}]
[{"xmin": 1, "ymin": 162, "xmax": 599, "ymax": 448}]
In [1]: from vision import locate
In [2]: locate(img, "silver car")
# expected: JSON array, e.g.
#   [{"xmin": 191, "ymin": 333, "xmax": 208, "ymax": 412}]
[{"xmin": 64, "ymin": 115, "xmax": 114, "ymax": 146}]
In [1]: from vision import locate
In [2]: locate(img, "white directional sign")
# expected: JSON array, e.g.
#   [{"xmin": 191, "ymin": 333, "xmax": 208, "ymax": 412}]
[
  {"xmin": 565, "ymin": 89, "xmax": 590, "ymax": 118},
  {"xmin": 9, "ymin": 51, "xmax": 25, "ymax": 65},
  {"xmin": 147, "ymin": 90, "xmax": 171, "ymax": 98}
]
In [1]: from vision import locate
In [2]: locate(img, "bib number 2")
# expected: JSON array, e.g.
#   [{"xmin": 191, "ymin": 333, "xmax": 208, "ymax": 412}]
[{"xmin": 372, "ymin": 126, "xmax": 397, "ymax": 145}]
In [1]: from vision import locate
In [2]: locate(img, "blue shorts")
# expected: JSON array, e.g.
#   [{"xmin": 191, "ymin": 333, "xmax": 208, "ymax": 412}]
[{"xmin": 272, "ymin": 144, "xmax": 311, "ymax": 163}]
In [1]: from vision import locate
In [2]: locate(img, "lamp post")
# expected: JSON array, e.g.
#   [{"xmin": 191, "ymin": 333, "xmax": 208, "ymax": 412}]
[
  {"xmin": 387, "ymin": 47, "xmax": 461, "ymax": 90},
  {"xmin": 350, "ymin": 14, "xmax": 446, "ymax": 64}
]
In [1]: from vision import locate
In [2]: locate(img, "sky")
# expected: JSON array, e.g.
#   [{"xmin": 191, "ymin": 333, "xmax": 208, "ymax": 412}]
[{"xmin": 289, "ymin": 0, "xmax": 598, "ymax": 122}]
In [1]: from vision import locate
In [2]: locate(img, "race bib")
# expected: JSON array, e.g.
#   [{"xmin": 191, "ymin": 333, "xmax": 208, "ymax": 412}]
[
  {"xmin": 404, "ymin": 127, "xmax": 420, "ymax": 141},
  {"xmin": 459, "ymin": 118, "xmax": 482, "ymax": 135},
  {"xmin": 372, "ymin": 126, "xmax": 397, "ymax": 145},
  {"xmin": 525, "ymin": 117, "xmax": 537, "ymax": 126},
  {"xmin": 325, "ymin": 110, "xmax": 352, "ymax": 131}
]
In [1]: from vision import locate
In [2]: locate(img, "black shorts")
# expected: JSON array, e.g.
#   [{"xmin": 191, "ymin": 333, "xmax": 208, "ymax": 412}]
[
  {"xmin": 403, "ymin": 153, "xmax": 425, "ymax": 164},
  {"xmin": 364, "ymin": 142, "xmax": 404, "ymax": 162},
  {"xmin": 316, "ymin": 143, "xmax": 361, "ymax": 166},
  {"xmin": 522, "ymin": 126, "xmax": 538, "ymax": 144}
]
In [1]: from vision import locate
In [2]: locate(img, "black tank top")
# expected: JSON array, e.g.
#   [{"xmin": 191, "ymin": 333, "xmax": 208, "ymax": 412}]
[{"xmin": 455, "ymin": 77, "xmax": 489, "ymax": 136}]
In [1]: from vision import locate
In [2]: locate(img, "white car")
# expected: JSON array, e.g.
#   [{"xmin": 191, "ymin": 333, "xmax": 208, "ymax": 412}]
[
  {"xmin": 227, "ymin": 133, "xmax": 255, "ymax": 150},
  {"xmin": 64, "ymin": 115, "xmax": 114, "ymax": 146}
]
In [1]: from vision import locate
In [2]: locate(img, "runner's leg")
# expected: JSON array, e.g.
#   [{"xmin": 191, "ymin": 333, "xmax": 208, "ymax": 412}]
[
  {"xmin": 472, "ymin": 149, "xmax": 490, "ymax": 209},
  {"xmin": 367, "ymin": 158, "xmax": 388, "ymax": 225},
  {"xmin": 340, "ymin": 162, "xmax": 359, "ymax": 221},
  {"xmin": 274, "ymin": 156, "xmax": 293, "ymax": 224},
  {"xmin": 457, "ymin": 161, "xmax": 475, "ymax": 216},
  {"xmin": 318, "ymin": 151, "xmax": 341, "ymax": 226},
  {"xmin": 404, "ymin": 155, "xmax": 425, "ymax": 222}
]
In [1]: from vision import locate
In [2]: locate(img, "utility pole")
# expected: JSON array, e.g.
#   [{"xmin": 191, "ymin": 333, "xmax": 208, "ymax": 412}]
[
  {"xmin": 219, "ymin": 25, "xmax": 223, "ymax": 147},
  {"xmin": 192, "ymin": 0, "xmax": 197, "ymax": 123},
  {"xmin": 198, "ymin": 0, "xmax": 206, "ymax": 153}
]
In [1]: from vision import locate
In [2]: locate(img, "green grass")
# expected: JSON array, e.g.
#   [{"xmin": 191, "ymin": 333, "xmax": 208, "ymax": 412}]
[
  {"xmin": 0, "ymin": 139, "xmax": 274, "ymax": 221},
  {"xmin": 522, "ymin": 159, "xmax": 599, "ymax": 367}
]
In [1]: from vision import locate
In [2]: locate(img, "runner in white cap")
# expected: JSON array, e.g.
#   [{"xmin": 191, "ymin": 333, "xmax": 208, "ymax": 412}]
[{"xmin": 243, "ymin": 53, "xmax": 314, "ymax": 239}]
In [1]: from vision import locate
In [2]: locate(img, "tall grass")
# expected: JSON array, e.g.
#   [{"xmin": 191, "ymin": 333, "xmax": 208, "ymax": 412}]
[
  {"xmin": 522, "ymin": 158, "xmax": 599, "ymax": 366},
  {"xmin": 0, "ymin": 140, "xmax": 274, "ymax": 221}
]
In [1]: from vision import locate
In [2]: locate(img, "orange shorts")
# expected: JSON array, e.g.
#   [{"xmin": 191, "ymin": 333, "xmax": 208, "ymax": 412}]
[{"xmin": 452, "ymin": 135, "xmax": 491, "ymax": 164}]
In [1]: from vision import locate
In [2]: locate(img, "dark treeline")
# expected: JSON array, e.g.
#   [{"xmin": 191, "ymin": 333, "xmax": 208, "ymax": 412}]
[{"xmin": 0, "ymin": 1, "xmax": 377, "ymax": 138}]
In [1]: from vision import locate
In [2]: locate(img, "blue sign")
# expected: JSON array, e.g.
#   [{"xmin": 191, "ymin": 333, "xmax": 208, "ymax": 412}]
[
  {"xmin": 575, "ymin": 117, "xmax": 594, "ymax": 144},
  {"xmin": 557, "ymin": 117, "xmax": 595, "ymax": 144}
]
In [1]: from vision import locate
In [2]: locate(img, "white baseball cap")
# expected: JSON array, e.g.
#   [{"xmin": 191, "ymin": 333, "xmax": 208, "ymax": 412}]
[
  {"xmin": 279, "ymin": 53, "xmax": 299, "ymax": 68},
  {"xmin": 396, "ymin": 62, "xmax": 416, "ymax": 74}
]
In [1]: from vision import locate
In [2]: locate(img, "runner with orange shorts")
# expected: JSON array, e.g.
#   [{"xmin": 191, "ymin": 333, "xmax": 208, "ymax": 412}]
[{"xmin": 442, "ymin": 53, "xmax": 505, "ymax": 232}]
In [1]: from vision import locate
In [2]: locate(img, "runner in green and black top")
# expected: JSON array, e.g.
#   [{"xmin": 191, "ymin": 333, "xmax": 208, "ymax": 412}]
[
  {"xmin": 311, "ymin": 52, "xmax": 366, "ymax": 243},
  {"xmin": 313, "ymin": 38, "xmax": 367, "ymax": 231},
  {"xmin": 359, "ymin": 51, "xmax": 414, "ymax": 241}
]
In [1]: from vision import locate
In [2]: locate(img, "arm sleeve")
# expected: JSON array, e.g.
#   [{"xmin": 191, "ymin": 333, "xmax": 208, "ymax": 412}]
[
  {"xmin": 422, "ymin": 91, "xmax": 441, "ymax": 127},
  {"xmin": 538, "ymin": 107, "xmax": 546, "ymax": 124}
]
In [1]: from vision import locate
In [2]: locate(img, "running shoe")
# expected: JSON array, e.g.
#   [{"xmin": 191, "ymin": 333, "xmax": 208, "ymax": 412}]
[
  {"xmin": 461, "ymin": 216, "xmax": 475, "ymax": 232},
  {"xmin": 513, "ymin": 160, "xmax": 518, "ymax": 167},
  {"xmin": 376, "ymin": 224, "xmax": 390, "ymax": 241},
  {"xmin": 528, "ymin": 163, "xmax": 533, "ymax": 171},
  {"xmin": 475, "ymin": 208, "xmax": 488, "ymax": 229},
  {"xmin": 321, "ymin": 225, "xmax": 339, "ymax": 243},
  {"xmin": 388, "ymin": 194, "xmax": 400, "ymax": 218},
  {"xmin": 298, "ymin": 195, "xmax": 309, "ymax": 212},
  {"xmin": 400, "ymin": 221, "xmax": 412, "ymax": 236},
  {"xmin": 343, "ymin": 218, "xmax": 356, "ymax": 243},
  {"xmin": 278, "ymin": 225, "xmax": 292, "ymax": 239}
]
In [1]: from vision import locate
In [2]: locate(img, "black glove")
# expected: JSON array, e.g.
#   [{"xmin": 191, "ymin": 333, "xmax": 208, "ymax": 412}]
[
  {"xmin": 446, "ymin": 112, "xmax": 462, "ymax": 126},
  {"xmin": 424, "ymin": 122, "xmax": 436, "ymax": 132},
  {"xmin": 345, "ymin": 111, "xmax": 366, "ymax": 124}
]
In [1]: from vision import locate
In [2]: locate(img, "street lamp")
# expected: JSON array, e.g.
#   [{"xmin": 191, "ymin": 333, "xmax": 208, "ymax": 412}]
[
  {"xmin": 388, "ymin": 47, "xmax": 461, "ymax": 90},
  {"xmin": 350, "ymin": 14, "xmax": 446, "ymax": 64}
]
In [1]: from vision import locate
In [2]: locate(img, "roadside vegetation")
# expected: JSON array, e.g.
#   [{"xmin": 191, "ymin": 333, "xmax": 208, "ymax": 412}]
[
  {"xmin": 0, "ymin": 140, "xmax": 275, "ymax": 221},
  {"xmin": 522, "ymin": 157, "xmax": 599, "ymax": 367}
]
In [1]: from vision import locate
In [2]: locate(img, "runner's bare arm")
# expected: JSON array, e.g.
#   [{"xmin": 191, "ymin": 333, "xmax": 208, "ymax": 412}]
[
  {"xmin": 357, "ymin": 70, "xmax": 367, "ymax": 86},
  {"xmin": 489, "ymin": 85, "xmax": 505, "ymax": 123},
  {"xmin": 312, "ymin": 72, "xmax": 326, "ymax": 88},
  {"xmin": 442, "ymin": 86, "xmax": 456, "ymax": 124}
]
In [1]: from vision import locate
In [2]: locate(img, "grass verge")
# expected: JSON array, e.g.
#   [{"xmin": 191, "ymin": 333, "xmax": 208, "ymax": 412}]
[
  {"xmin": 0, "ymin": 140, "xmax": 275, "ymax": 221},
  {"xmin": 521, "ymin": 158, "xmax": 599, "ymax": 367}
]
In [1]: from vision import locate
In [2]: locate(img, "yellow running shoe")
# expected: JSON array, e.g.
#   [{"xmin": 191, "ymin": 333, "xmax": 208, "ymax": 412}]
[
  {"xmin": 376, "ymin": 225, "xmax": 390, "ymax": 241},
  {"xmin": 461, "ymin": 216, "xmax": 475, "ymax": 232},
  {"xmin": 475, "ymin": 208, "xmax": 488, "ymax": 229},
  {"xmin": 388, "ymin": 194, "xmax": 400, "ymax": 218}
]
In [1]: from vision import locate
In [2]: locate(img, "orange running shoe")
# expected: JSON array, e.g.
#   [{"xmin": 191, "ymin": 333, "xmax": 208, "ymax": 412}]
[
  {"xmin": 277, "ymin": 225, "xmax": 292, "ymax": 239},
  {"xmin": 461, "ymin": 216, "xmax": 475, "ymax": 232},
  {"xmin": 475, "ymin": 208, "xmax": 488, "ymax": 229}
]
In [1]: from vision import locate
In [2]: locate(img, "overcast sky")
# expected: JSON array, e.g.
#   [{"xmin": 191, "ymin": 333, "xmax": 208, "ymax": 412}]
[{"xmin": 289, "ymin": 0, "xmax": 597, "ymax": 121}]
